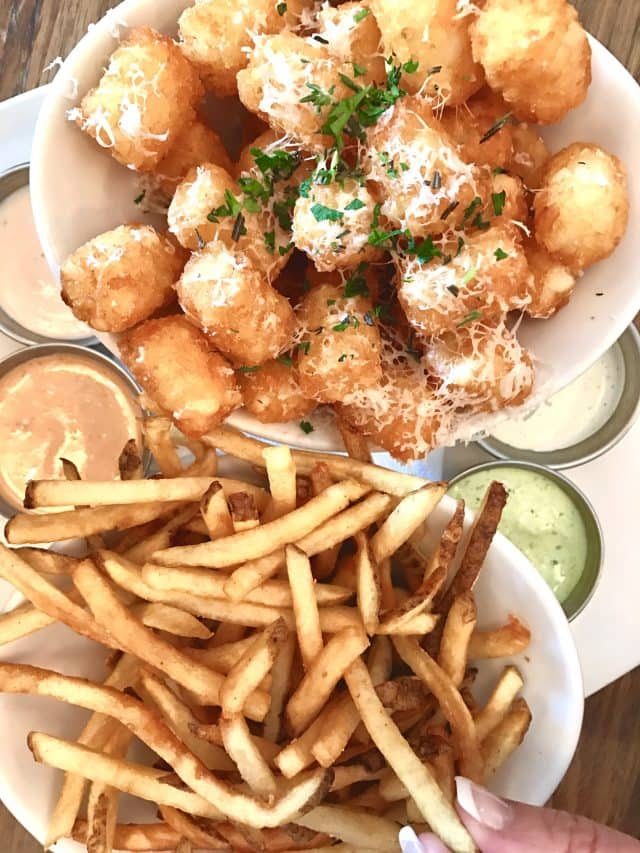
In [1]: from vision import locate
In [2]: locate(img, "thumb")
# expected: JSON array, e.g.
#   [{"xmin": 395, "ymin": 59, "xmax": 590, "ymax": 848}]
[{"xmin": 400, "ymin": 777, "xmax": 640, "ymax": 853}]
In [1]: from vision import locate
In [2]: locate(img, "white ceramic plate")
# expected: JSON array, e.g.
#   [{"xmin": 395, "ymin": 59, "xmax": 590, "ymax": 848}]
[
  {"xmin": 29, "ymin": 0, "xmax": 640, "ymax": 450},
  {"xmin": 0, "ymin": 493, "xmax": 584, "ymax": 852}
]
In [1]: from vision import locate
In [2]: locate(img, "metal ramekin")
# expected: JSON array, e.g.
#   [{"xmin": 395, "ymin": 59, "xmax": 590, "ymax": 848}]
[
  {"xmin": 448, "ymin": 460, "xmax": 603, "ymax": 621},
  {"xmin": 0, "ymin": 163, "xmax": 96, "ymax": 347},
  {"xmin": 477, "ymin": 325, "xmax": 640, "ymax": 470},
  {"xmin": 0, "ymin": 343, "xmax": 143, "ymax": 518}
]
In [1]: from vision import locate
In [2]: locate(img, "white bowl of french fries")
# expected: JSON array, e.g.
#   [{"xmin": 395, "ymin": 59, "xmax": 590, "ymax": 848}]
[{"xmin": 0, "ymin": 426, "xmax": 583, "ymax": 853}]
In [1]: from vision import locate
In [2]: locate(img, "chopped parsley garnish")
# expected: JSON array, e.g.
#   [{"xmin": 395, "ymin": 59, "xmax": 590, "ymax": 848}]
[
  {"xmin": 299, "ymin": 420, "xmax": 314, "ymax": 434},
  {"xmin": 263, "ymin": 230, "xmax": 276, "ymax": 253},
  {"xmin": 480, "ymin": 113, "xmax": 513, "ymax": 144},
  {"xmin": 368, "ymin": 226, "xmax": 404, "ymax": 248},
  {"xmin": 277, "ymin": 354, "xmax": 293, "ymax": 366},
  {"xmin": 461, "ymin": 266, "xmax": 478, "ymax": 286},
  {"xmin": 278, "ymin": 241, "xmax": 294, "ymax": 256},
  {"xmin": 403, "ymin": 60, "xmax": 420, "ymax": 74},
  {"xmin": 455, "ymin": 236, "xmax": 465, "ymax": 257},
  {"xmin": 461, "ymin": 196, "xmax": 482, "ymax": 225},
  {"xmin": 250, "ymin": 147, "xmax": 299, "ymax": 182},
  {"xmin": 343, "ymin": 263, "xmax": 369, "ymax": 297},
  {"xmin": 353, "ymin": 7, "xmax": 370, "ymax": 22},
  {"xmin": 494, "ymin": 247, "xmax": 509, "ymax": 261},
  {"xmin": 493, "ymin": 166, "xmax": 507, "ymax": 175},
  {"xmin": 133, "ymin": 190, "xmax": 145, "ymax": 205},
  {"xmin": 238, "ymin": 365, "xmax": 260, "ymax": 373},
  {"xmin": 353, "ymin": 62, "xmax": 367, "ymax": 77},
  {"xmin": 208, "ymin": 189, "xmax": 242, "ymax": 222},
  {"xmin": 441, "ymin": 200, "xmax": 459, "ymax": 220},
  {"xmin": 457, "ymin": 310, "xmax": 483, "ymax": 327},
  {"xmin": 327, "ymin": 298, "xmax": 336, "ymax": 306},
  {"xmin": 311, "ymin": 203, "xmax": 344, "ymax": 222},
  {"xmin": 272, "ymin": 186, "xmax": 299, "ymax": 230},
  {"xmin": 333, "ymin": 314, "xmax": 359, "ymax": 332},
  {"xmin": 300, "ymin": 82, "xmax": 334, "ymax": 111},
  {"xmin": 447, "ymin": 284, "xmax": 460, "ymax": 297},
  {"xmin": 491, "ymin": 190, "xmax": 506, "ymax": 216},
  {"xmin": 339, "ymin": 72, "xmax": 363, "ymax": 93},
  {"xmin": 277, "ymin": 1, "xmax": 287, "ymax": 14},
  {"xmin": 298, "ymin": 341, "xmax": 311, "ymax": 355},
  {"xmin": 345, "ymin": 198, "xmax": 366, "ymax": 211},
  {"xmin": 231, "ymin": 213, "xmax": 246, "ymax": 242},
  {"xmin": 415, "ymin": 236, "xmax": 442, "ymax": 264}
]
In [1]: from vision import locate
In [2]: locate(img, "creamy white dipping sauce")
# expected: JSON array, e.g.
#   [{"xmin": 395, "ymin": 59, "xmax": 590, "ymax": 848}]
[
  {"xmin": 0, "ymin": 185, "xmax": 90, "ymax": 340},
  {"xmin": 491, "ymin": 344, "xmax": 625, "ymax": 452}
]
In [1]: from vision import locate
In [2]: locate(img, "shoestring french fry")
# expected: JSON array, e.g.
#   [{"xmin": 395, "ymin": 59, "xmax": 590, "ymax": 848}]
[
  {"xmin": 200, "ymin": 481, "xmax": 234, "ymax": 539},
  {"xmin": 355, "ymin": 532, "xmax": 380, "ymax": 635},
  {"xmin": 10, "ymin": 547, "xmax": 82, "ymax": 576},
  {"xmin": 142, "ymin": 417, "xmax": 183, "ymax": 478},
  {"xmin": 85, "ymin": 722, "xmax": 133, "ymax": 853},
  {"xmin": 124, "ymin": 504, "xmax": 200, "ymax": 564},
  {"xmin": 132, "ymin": 602, "xmax": 212, "ymax": 639},
  {"xmin": 294, "ymin": 805, "xmax": 400, "ymax": 851},
  {"xmin": 118, "ymin": 438, "xmax": 145, "ymax": 481},
  {"xmin": 72, "ymin": 820, "xmax": 182, "ymax": 851},
  {"xmin": 286, "ymin": 545, "xmax": 323, "ymax": 670},
  {"xmin": 308, "ymin": 463, "xmax": 341, "ymax": 580},
  {"xmin": 229, "ymin": 491, "xmax": 260, "ymax": 532},
  {"xmin": 468, "ymin": 616, "xmax": 532, "ymax": 659},
  {"xmin": 437, "ymin": 592, "xmax": 478, "ymax": 688},
  {"xmin": 370, "ymin": 484, "xmax": 446, "ymax": 564},
  {"xmin": 263, "ymin": 445, "xmax": 297, "ymax": 519},
  {"xmin": 482, "ymin": 697, "xmax": 532, "ymax": 780},
  {"xmin": 475, "ymin": 666, "xmax": 525, "ymax": 742},
  {"xmin": 263, "ymin": 632, "xmax": 296, "ymax": 744},
  {"xmin": 335, "ymin": 415, "xmax": 373, "ymax": 464}
]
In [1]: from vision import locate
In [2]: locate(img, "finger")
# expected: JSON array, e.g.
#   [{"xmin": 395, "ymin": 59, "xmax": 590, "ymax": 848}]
[
  {"xmin": 399, "ymin": 826, "xmax": 449, "ymax": 853},
  {"xmin": 455, "ymin": 776, "xmax": 640, "ymax": 853}
]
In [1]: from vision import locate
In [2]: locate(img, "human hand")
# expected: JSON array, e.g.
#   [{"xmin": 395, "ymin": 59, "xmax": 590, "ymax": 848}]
[{"xmin": 399, "ymin": 777, "xmax": 640, "ymax": 852}]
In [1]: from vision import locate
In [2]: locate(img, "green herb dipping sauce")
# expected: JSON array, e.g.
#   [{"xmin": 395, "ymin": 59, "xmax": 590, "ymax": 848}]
[{"xmin": 448, "ymin": 467, "xmax": 588, "ymax": 604}]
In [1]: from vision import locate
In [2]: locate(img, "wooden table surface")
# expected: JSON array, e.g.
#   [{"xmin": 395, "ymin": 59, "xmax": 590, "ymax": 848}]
[{"xmin": 1, "ymin": 0, "xmax": 639, "ymax": 849}]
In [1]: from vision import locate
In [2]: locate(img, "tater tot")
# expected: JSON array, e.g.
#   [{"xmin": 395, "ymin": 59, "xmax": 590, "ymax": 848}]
[
  {"xmin": 119, "ymin": 315, "xmax": 241, "ymax": 437},
  {"xmin": 524, "ymin": 239, "xmax": 576, "ymax": 319},
  {"xmin": 167, "ymin": 163, "xmax": 292, "ymax": 278},
  {"xmin": 315, "ymin": 1, "xmax": 385, "ymax": 84},
  {"xmin": 73, "ymin": 27, "xmax": 203, "ymax": 171},
  {"xmin": 365, "ymin": 98, "xmax": 488, "ymax": 237},
  {"xmin": 425, "ymin": 322, "xmax": 534, "ymax": 412},
  {"xmin": 292, "ymin": 177, "xmax": 381, "ymax": 271},
  {"xmin": 237, "ymin": 32, "xmax": 349, "ymax": 148},
  {"xmin": 397, "ymin": 224, "xmax": 531, "ymax": 338},
  {"xmin": 177, "ymin": 240, "xmax": 296, "ymax": 366},
  {"xmin": 369, "ymin": 0, "xmax": 484, "ymax": 105},
  {"xmin": 296, "ymin": 282, "xmax": 382, "ymax": 403},
  {"xmin": 440, "ymin": 89, "xmax": 513, "ymax": 169},
  {"xmin": 533, "ymin": 143, "xmax": 629, "ymax": 271},
  {"xmin": 153, "ymin": 120, "xmax": 233, "ymax": 197},
  {"xmin": 239, "ymin": 359, "xmax": 316, "ymax": 422},
  {"xmin": 60, "ymin": 225, "xmax": 186, "ymax": 333},
  {"xmin": 509, "ymin": 123, "xmax": 550, "ymax": 189},
  {"xmin": 178, "ymin": 0, "xmax": 303, "ymax": 97},
  {"xmin": 471, "ymin": 0, "xmax": 591, "ymax": 124}
]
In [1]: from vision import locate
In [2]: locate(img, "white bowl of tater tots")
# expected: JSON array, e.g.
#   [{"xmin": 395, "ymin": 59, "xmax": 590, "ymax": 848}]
[{"xmin": 31, "ymin": 0, "xmax": 640, "ymax": 460}]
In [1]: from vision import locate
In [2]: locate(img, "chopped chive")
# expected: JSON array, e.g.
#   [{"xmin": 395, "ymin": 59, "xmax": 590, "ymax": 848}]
[
  {"xmin": 311, "ymin": 203, "xmax": 344, "ymax": 222},
  {"xmin": 277, "ymin": 354, "xmax": 293, "ymax": 366},
  {"xmin": 441, "ymin": 200, "xmax": 459, "ymax": 220},
  {"xmin": 345, "ymin": 198, "xmax": 366, "ymax": 211},
  {"xmin": 491, "ymin": 190, "xmax": 506, "ymax": 216},
  {"xmin": 354, "ymin": 7, "xmax": 370, "ymax": 22},
  {"xmin": 447, "ymin": 284, "xmax": 460, "ymax": 297},
  {"xmin": 432, "ymin": 170, "xmax": 442, "ymax": 191},
  {"xmin": 133, "ymin": 190, "xmax": 145, "ymax": 205},
  {"xmin": 299, "ymin": 420, "xmax": 314, "ymax": 434},
  {"xmin": 231, "ymin": 212, "xmax": 246, "ymax": 242},
  {"xmin": 456, "ymin": 310, "xmax": 483, "ymax": 327},
  {"xmin": 494, "ymin": 247, "xmax": 509, "ymax": 261},
  {"xmin": 480, "ymin": 113, "xmax": 513, "ymax": 144},
  {"xmin": 277, "ymin": 1, "xmax": 287, "ymax": 13},
  {"xmin": 238, "ymin": 365, "xmax": 260, "ymax": 373}
]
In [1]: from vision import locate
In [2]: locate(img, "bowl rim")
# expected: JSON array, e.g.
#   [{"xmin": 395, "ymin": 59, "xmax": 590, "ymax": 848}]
[{"xmin": 448, "ymin": 460, "xmax": 604, "ymax": 622}]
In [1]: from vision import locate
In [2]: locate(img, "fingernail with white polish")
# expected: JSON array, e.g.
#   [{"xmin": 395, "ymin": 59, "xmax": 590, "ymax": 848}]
[
  {"xmin": 455, "ymin": 776, "xmax": 514, "ymax": 831},
  {"xmin": 399, "ymin": 825, "xmax": 426, "ymax": 853}
]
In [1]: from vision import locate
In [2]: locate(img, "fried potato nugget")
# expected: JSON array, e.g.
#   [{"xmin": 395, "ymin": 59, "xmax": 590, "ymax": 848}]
[
  {"xmin": 167, "ymin": 163, "xmax": 291, "ymax": 278},
  {"xmin": 471, "ymin": 0, "xmax": 591, "ymax": 124},
  {"xmin": 60, "ymin": 225, "xmax": 186, "ymax": 333},
  {"xmin": 425, "ymin": 322, "xmax": 534, "ymax": 412},
  {"xmin": 178, "ymin": 0, "xmax": 305, "ymax": 97},
  {"xmin": 120, "ymin": 316, "xmax": 241, "ymax": 437},
  {"xmin": 397, "ymin": 225, "xmax": 532, "ymax": 338},
  {"xmin": 177, "ymin": 241, "xmax": 296, "ymax": 366},
  {"xmin": 315, "ymin": 1, "xmax": 385, "ymax": 85},
  {"xmin": 533, "ymin": 143, "xmax": 629, "ymax": 271},
  {"xmin": 239, "ymin": 359, "xmax": 316, "ymax": 423},
  {"xmin": 509, "ymin": 123, "xmax": 550, "ymax": 189},
  {"xmin": 365, "ymin": 98, "xmax": 488, "ymax": 237},
  {"xmin": 369, "ymin": 0, "xmax": 484, "ymax": 105},
  {"xmin": 440, "ymin": 89, "xmax": 513, "ymax": 170},
  {"xmin": 292, "ymin": 177, "xmax": 381, "ymax": 271},
  {"xmin": 524, "ymin": 239, "xmax": 576, "ymax": 319},
  {"xmin": 296, "ymin": 282, "xmax": 382, "ymax": 403},
  {"xmin": 73, "ymin": 27, "xmax": 203, "ymax": 171},
  {"xmin": 153, "ymin": 120, "xmax": 233, "ymax": 198},
  {"xmin": 237, "ymin": 32, "xmax": 349, "ymax": 148}
]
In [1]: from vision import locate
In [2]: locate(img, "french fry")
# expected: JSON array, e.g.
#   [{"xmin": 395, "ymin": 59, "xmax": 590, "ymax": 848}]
[
  {"xmin": 370, "ymin": 484, "xmax": 446, "ymax": 564},
  {"xmin": 124, "ymin": 505, "xmax": 200, "ymax": 564},
  {"xmin": 220, "ymin": 713, "xmax": 277, "ymax": 797},
  {"xmin": 229, "ymin": 491, "xmax": 260, "ymax": 532},
  {"xmin": 221, "ymin": 618, "xmax": 288, "ymax": 717},
  {"xmin": 375, "ymin": 612, "xmax": 439, "ymax": 636},
  {"xmin": 188, "ymin": 722, "xmax": 280, "ymax": 766},
  {"xmin": 344, "ymin": 658, "xmax": 475, "ymax": 853},
  {"xmin": 25, "ymin": 477, "xmax": 218, "ymax": 508},
  {"xmin": 187, "ymin": 634, "xmax": 258, "ymax": 672},
  {"xmin": 356, "ymin": 533, "xmax": 380, "ymax": 635},
  {"xmin": 155, "ymin": 480, "xmax": 369, "ymax": 570},
  {"xmin": 72, "ymin": 820, "xmax": 182, "ymax": 851},
  {"xmin": 118, "ymin": 439, "xmax": 144, "ymax": 481},
  {"xmin": 182, "ymin": 447, "xmax": 218, "ymax": 478},
  {"xmin": 309, "ymin": 463, "xmax": 340, "ymax": 580},
  {"xmin": 6, "ymin": 501, "xmax": 184, "ymax": 545},
  {"xmin": 208, "ymin": 621, "xmax": 247, "ymax": 647},
  {"xmin": 375, "ymin": 565, "xmax": 445, "ymax": 636},
  {"xmin": 11, "ymin": 547, "xmax": 81, "ymax": 576},
  {"xmin": 286, "ymin": 627, "xmax": 369, "ymax": 735},
  {"xmin": 263, "ymin": 632, "xmax": 296, "ymax": 743},
  {"xmin": 392, "ymin": 637, "xmax": 483, "ymax": 783},
  {"xmin": 475, "ymin": 666, "xmax": 525, "ymax": 742},
  {"xmin": 264, "ymin": 445, "xmax": 297, "ymax": 519},
  {"xmin": 86, "ymin": 722, "xmax": 133, "ymax": 853},
  {"xmin": 158, "ymin": 807, "xmax": 228, "ymax": 850},
  {"xmin": 73, "ymin": 561, "xmax": 269, "ymax": 719},
  {"xmin": 336, "ymin": 415, "xmax": 372, "ymax": 463},
  {"xmin": 376, "ymin": 677, "xmax": 436, "ymax": 713},
  {"xmin": 468, "ymin": 616, "xmax": 531, "ymax": 659},
  {"xmin": 286, "ymin": 545, "xmax": 323, "ymax": 670},
  {"xmin": 134, "ymin": 602, "xmax": 211, "ymax": 639},
  {"xmin": 200, "ymin": 481, "xmax": 234, "ymax": 539},
  {"xmin": 0, "ymin": 599, "xmax": 58, "ymax": 646},
  {"xmin": 143, "ymin": 417, "xmax": 183, "ymax": 477},
  {"xmin": 438, "ymin": 592, "xmax": 477, "ymax": 688},
  {"xmin": 482, "ymin": 697, "xmax": 532, "ymax": 779},
  {"xmin": 294, "ymin": 804, "xmax": 400, "ymax": 851},
  {"xmin": 203, "ymin": 426, "xmax": 427, "ymax": 496},
  {"xmin": 3, "ymin": 666, "xmax": 331, "ymax": 827},
  {"xmin": 274, "ymin": 704, "xmax": 335, "ymax": 778},
  {"xmin": 218, "ymin": 492, "xmax": 392, "ymax": 601},
  {"xmin": 330, "ymin": 764, "xmax": 385, "ymax": 791},
  {"xmin": 141, "ymin": 563, "xmax": 352, "ymax": 608}
]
